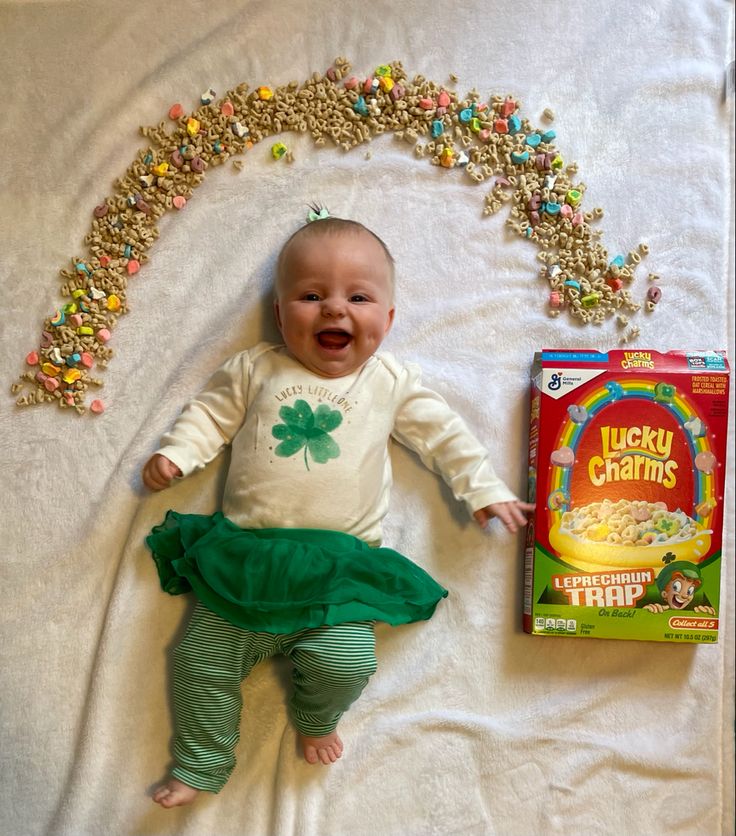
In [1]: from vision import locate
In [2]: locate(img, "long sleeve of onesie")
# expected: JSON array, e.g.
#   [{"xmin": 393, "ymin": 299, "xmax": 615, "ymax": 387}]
[
  {"xmin": 156, "ymin": 351, "xmax": 250, "ymax": 477},
  {"xmin": 391, "ymin": 362, "xmax": 518, "ymax": 515}
]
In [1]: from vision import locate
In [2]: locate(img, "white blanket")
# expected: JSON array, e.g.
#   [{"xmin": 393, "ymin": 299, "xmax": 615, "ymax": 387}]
[{"xmin": 2, "ymin": 1, "xmax": 733, "ymax": 834}]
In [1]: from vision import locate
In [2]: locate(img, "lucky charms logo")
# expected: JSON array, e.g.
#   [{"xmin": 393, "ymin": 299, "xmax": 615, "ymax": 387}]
[{"xmin": 588, "ymin": 423, "xmax": 678, "ymax": 489}]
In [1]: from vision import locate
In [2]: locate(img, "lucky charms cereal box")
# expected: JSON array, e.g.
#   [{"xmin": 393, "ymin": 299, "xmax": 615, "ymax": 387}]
[{"xmin": 524, "ymin": 349, "xmax": 730, "ymax": 643}]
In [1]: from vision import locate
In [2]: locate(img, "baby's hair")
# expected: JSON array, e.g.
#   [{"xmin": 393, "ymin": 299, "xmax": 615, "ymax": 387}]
[{"xmin": 275, "ymin": 216, "xmax": 395, "ymax": 296}]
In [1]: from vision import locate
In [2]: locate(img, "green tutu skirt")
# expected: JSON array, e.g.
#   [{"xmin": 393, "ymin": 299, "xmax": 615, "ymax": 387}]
[{"xmin": 146, "ymin": 511, "xmax": 448, "ymax": 633}]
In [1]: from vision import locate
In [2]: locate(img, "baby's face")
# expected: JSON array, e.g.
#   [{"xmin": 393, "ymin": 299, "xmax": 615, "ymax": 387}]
[{"xmin": 274, "ymin": 230, "xmax": 395, "ymax": 378}]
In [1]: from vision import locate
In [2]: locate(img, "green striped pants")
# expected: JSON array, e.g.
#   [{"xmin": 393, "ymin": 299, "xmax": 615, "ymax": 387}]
[{"xmin": 170, "ymin": 602, "xmax": 377, "ymax": 792}]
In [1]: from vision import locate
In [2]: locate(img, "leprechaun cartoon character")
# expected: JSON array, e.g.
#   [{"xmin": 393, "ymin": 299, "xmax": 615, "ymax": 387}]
[{"xmin": 644, "ymin": 559, "xmax": 716, "ymax": 614}]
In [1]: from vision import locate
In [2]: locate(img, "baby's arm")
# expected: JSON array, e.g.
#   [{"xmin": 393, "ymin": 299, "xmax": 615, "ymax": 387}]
[
  {"xmin": 141, "ymin": 351, "xmax": 251, "ymax": 491},
  {"xmin": 392, "ymin": 363, "xmax": 533, "ymax": 531},
  {"xmin": 473, "ymin": 501, "xmax": 534, "ymax": 534},
  {"xmin": 142, "ymin": 454, "xmax": 182, "ymax": 491}
]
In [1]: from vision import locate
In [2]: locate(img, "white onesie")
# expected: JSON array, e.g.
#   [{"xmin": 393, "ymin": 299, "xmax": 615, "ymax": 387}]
[{"xmin": 157, "ymin": 342, "xmax": 517, "ymax": 546}]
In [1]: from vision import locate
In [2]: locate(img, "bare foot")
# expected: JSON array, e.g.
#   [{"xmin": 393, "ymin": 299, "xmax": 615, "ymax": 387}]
[
  {"xmin": 298, "ymin": 730, "xmax": 344, "ymax": 765},
  {"xmin": 152, "ymin": 778, "xmax": 200, "ymax": 808}
]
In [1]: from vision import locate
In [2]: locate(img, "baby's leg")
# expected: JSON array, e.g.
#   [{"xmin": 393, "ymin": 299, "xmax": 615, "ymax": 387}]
[
  {"xmin": 286, "ymin": 622, "xmax": 376, "ymax": 765},
  {"xmin": 154, "ymin": 603, "xmax": 274, "ymax": 805}
]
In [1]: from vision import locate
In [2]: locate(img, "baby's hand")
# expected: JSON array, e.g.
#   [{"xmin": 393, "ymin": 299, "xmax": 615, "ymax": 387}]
[
  {"xmin": 474, "ymin": 501, "xmax": 535, "ymax": 534},
  {"xmin": 142, "ymin": 454, "xmax": 182, "ymax": 491}
]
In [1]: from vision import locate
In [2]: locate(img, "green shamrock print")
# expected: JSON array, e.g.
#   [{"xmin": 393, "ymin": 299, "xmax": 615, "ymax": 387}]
[{"xmin": 271, "ymin": 399, "xmax": 343, "ymax": 470}]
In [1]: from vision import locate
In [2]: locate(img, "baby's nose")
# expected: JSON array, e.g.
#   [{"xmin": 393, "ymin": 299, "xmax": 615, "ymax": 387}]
[{"xmin": 321, "ymin": 297, "xmax": 346, "ymax": 316}]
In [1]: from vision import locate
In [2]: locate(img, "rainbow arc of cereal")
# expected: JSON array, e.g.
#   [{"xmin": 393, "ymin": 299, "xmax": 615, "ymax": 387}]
[
  {"xmin": 548, "ymin": 378, "xmax": 715, "ymax": 527},
  {"xmin": 12, "ymin": 57, "xmax": 654, "ymax": 414}
]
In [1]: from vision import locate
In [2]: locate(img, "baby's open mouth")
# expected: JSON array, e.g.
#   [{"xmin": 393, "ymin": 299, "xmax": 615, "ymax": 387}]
[{"xmin": 316, "ymin": 330, "xmax": 352, "ymax": 349}]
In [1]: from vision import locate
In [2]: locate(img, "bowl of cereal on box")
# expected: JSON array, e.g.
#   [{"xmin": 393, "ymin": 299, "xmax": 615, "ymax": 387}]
[{"xmin": 548, "ymin": 499, "xmax": 712, "ymax": 574}]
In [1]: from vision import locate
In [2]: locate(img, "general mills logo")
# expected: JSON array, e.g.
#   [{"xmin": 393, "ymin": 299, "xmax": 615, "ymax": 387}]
[{"xmin": 548, "ymin": 372, "xmax": 562, "ymax": 391}]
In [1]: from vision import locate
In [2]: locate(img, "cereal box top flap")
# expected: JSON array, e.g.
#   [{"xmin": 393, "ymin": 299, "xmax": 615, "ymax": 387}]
[{"xmin": 536, "ymin": 349, "xmax": 729, "ymax": 374}]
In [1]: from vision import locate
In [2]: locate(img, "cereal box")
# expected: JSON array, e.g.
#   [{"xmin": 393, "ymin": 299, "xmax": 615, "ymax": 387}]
[{"xmin": 523, "ymin": 349, "xmax": 730, "ymax": 643}]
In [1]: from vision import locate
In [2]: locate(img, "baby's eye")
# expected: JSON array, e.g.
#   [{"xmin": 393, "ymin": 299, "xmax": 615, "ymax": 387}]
[
  {"xmin": 302, "ymin": 293, "xmax": 321, "ymax": 301},
  {"xmin": 350, "ymin": 294, "xmax": 368, "ymax": 303}
]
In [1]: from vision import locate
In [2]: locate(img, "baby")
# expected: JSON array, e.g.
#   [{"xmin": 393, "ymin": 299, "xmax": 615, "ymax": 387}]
[{"xmin": 143, "ymin": 215, "xmax": 533, "ymax": 807}]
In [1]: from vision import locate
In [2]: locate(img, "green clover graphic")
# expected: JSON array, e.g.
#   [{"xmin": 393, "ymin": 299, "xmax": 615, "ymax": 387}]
[{"xmin": 271, "ymin": 399, "xmax": 343, "ymax": 470}]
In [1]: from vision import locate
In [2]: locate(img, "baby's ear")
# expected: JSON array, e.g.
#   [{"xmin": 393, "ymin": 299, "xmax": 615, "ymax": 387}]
[
  {"xmin": 273, "ymin": 299, "xmax": 283, "ymax": 331},
  {"xmin": 384, "ymin": 307, "xmax": 395, "ymax": 334}
]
